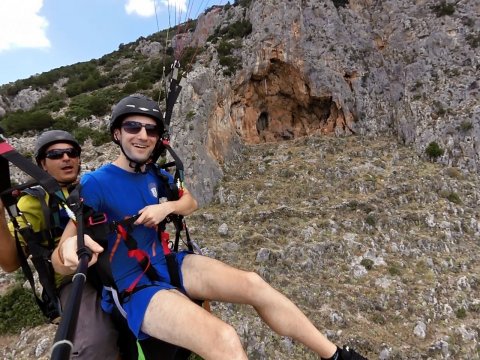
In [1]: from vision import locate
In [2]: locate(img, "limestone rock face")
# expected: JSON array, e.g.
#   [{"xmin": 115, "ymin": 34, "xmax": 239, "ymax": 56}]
[
  {"xmin": 135, "ymin": 39, "xmax": 163, "ymax": 57},
  {"xmin": 170, "ymin": 0, "xmax": 479, "ymax": 196},
  {"xmin": 10, "ymin": 88, "xmax": 48, "ymax": 111}
]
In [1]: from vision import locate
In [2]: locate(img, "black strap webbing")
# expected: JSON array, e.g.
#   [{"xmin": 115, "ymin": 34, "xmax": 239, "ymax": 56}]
[
  {"xmin": 0, "ymin": 148, "xmax": 60, "ymax": 195},
  {"xmin": 13, "ymin": 229, "xmax": 61, "ymax": 322}
]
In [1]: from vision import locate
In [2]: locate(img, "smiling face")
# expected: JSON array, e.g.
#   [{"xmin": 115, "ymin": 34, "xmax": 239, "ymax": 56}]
[
  {"xmin": 113, "ymin": 114, "xmax": 159, "ymax": 170},
  {"xmin": 40, "ymin": 142, "xmax": 81, "ymax": 185}
]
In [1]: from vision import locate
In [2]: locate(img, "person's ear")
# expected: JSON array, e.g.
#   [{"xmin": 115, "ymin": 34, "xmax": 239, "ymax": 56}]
[
  {"xmin": 114, "ymin": 129, "xmax": 120, "ymax": 141},
  {"xmin": 40, "ymin": 159, "xmax": 48, "ymax": 171}
]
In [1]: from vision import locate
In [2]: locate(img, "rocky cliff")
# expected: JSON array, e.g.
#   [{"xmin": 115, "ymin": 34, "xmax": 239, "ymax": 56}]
[
  {"xmin": 1, "ymin": 0, "xmax": 478, "ymax": 205},
  {"xmin": 0, "ymin": 0, "xmax": 479, "ymax": 358},
  {"xmin": 173, "ymin": 0, "xmax": 479, "ymax": 205}
]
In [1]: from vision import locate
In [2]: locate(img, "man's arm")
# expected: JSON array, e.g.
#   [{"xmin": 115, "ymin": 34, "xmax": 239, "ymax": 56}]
[
  {"xmin": 135, "ymin": 186, "xmax": 198, "ymax": 228},
  {"xmin": 0, "ymin": 200, "xmax": 21, "ymax": 272},
  {"xmin": 172, "ymin": 187, "xmax": 198, "ymax": 216}
]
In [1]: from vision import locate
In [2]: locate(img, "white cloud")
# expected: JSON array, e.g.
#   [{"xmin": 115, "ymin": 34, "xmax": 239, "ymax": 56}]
[
  {"xmin": 0, "ymin": 0, "xmax": 50, "ymax": 52},
  {"xmin": 125, "ymin": 0, "xmax": 156, "ymax": 17}
]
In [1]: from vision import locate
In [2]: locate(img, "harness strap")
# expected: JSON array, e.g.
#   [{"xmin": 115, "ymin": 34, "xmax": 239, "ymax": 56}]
[
  {"xmin": 165, "ymin": 253, "xmax": 181, "ymax": 288},
  {"xmin": 13, "ymin": 229, "xmax": 61, "ymax": 322},
  {"xmin": 0, "ymin": 134, "xmax": 60, "ymax": 195},
  {"xmin": 104, "ymin": 286, "xmax": 127, "ymax": 318},
  {"xmin": 125, "ymin": 248, "xmax": 154, "ymax": 293},
  {"xmin": 103, "ymin": 220, "xmax": 161, "ymax": 298}
]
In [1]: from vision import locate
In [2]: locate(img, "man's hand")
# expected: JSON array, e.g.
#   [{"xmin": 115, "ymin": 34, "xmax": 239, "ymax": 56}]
[
  {"xmin": 135, "ymin": 203, "xmax": 174, "ymax": 228},
  {"xmin": 59, "ymin": 234, "xmax": 104, "ymax": 272}
]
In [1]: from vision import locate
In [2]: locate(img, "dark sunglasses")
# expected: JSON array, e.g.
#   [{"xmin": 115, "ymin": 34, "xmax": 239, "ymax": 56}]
[
  {"xmin": 45, "ymin": 148, "xmax": 80, "ymax": 160},
  {"xmin": 121, "ymin": 121, "xmax": 159, "ymax": 137}
]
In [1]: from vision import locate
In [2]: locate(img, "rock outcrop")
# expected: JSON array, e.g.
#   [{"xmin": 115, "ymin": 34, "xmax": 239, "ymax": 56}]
[{"xmin": 172, "ymin": 0, "xmax": 479, "ymax": 202}]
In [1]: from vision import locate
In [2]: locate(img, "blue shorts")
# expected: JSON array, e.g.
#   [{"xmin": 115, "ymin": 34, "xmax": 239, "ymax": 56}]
[{"xmin": 102, "ymin": 251, "xmax": 191, "ymax": 340}]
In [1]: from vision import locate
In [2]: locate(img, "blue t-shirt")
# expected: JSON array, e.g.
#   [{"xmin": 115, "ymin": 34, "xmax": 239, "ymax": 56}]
[{"xmin": 81, "ymin": 163, "xmax": 174, "ymax": 293}]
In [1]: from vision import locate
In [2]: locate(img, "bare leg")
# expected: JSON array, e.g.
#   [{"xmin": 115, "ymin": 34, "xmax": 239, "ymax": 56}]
[
  {"xmin": 141, "ymin": 289, "xmax": 248, "ymax": 360},
  {"xmin": 182, "ymin": 254, "xmax": 337, "ymax": 358}
]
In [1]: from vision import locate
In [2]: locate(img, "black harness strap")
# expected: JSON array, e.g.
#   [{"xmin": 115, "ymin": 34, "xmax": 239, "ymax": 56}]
[
  {"xmin": 12, "ymin": 226, "xmax": 61, "ymax": 322},
  {"xmin": 51, "ymin": 185, "xmax": 92, "ymax": 360},
  {"xmin": 0, "ymin": 134, "xmax": 60, "ymax": 196},
  {"xmin": 0, "ymin": 132, "xmax": 64, "ymax": 322}
]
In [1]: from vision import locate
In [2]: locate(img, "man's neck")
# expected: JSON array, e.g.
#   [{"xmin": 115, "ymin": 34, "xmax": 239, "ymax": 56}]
[{"xmin": 113, "ymin": 155, "xmax": 146, "ymax": 173}]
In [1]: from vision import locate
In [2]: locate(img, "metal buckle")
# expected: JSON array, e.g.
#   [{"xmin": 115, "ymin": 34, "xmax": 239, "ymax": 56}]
[{"xmin": 87, "ymin": 213, "xmax": 108, "ymax": 226}]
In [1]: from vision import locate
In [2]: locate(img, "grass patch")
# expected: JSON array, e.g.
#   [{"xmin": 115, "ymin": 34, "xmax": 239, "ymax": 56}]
[{"xmin": 0, "ymin": 285, "xmax": 45, "ymax": 334}]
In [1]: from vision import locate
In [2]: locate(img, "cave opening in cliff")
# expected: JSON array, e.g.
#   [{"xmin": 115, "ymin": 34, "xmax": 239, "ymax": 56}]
[{"xmin": 233, "ymin": 59, "xmax": 348, "ymax": 144}]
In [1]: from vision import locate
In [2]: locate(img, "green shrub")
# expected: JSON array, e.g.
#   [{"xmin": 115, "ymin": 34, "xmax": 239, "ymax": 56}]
[
  {"xmin": 332, "ymin": 0, "xmax": 349, "ymax": 8},
  {"xmin": 180, "ymin": 47, "xmax": 204, "ymax": 72},
  {"xmin": 65, "ymin": 64, "xmax": 108, "ymax": 97},
  {"xmin": 52, "ymin": 116, "xmax": 78, "ymax": 132},
  {"xmin": 425, "ymin": 141, "xmax": 444, "ymax": 160},
  {"xmin": 73, "ymin": 126, "xmax": 110, "ymax": 146},
  {"xmin": 388, "ymin": 264, "xmax": 402, "ymax": 276},
  {"xmin": 217, "ymin": 39, "xmax": 240, "ymax": 57},
  {"xmin": 455, "ymin": 307, "xmax": 467, "ymax": 319},
  {"xmin": 219, "ymin": 55, "xmax": 241, "ymax": 76},
  {"xmin": 446, "ymin": 192, "xmax": 462, "ymax": 204},
  {"xmin": 209, "ymin": 18, "xmax": 252, "ymax": 44},
  {"xmin": 459, "ymin": 121, "xmax": 473, "ymax": 132},
  {"xmin": 35, "ymin": 90, "xmax": 67, "ymax": 112},
  {"xmin": 0, "ymin": 285, "xmax": 45, "ymax": 334},
  {"xmin": 0, "ymin": 110, "xmax": 55, "ymax": 135},
  {"xmin": 123, "ymin": 81, "xmax": 140, "ymax": 94},
  {"xmin": 360, "ymin": 258, "xmax": 374, "ymax": 270},
  {"xmin": 67, "ymin": 93, "xmax": 112, "ymax": 120},
  {"xmin": 186, "ymin": 110, "xmax": 196, "ymax": 121},
  {"xmin": 233, "ymin": 0, "xmax": 253, "ymax": 8},
  {"xmin": 365, "ymin": 214, "xmax": 376, "ymax": 226},
  {"xmin": 431, "ymin": 1, "xmax": 455, "ymax": 17},
  {"xmin": 466, "ymin": 33, "xmax": 480, "ymax": 48},
  {"xmin": 221, "ymin": 20, "xmax": 252, "ymax": 40}
]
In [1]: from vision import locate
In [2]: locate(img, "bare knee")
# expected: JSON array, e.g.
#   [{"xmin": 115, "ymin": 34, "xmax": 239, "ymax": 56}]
[
  {"xmin": 213, "ymin": 323, "xmax": 245, "ymax": 358},
  {"xmin": 243, "ymin": 271, "xmax": 270, "ymax": 298}
]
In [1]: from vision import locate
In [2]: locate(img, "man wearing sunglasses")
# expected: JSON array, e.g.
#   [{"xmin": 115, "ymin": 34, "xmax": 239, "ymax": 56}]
[
  {"xmin": 53, "ymin": 94, "xmax": 368, "ymax": 360},
  {"xmin": 0, "ymin": 130, "xmax": 120, "ymax": 359}
]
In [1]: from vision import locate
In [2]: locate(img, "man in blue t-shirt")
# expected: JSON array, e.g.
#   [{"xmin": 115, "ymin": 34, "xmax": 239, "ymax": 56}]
[{"xmin": 52, "ymin": 94, "xmax": 368, "ymax": 360}]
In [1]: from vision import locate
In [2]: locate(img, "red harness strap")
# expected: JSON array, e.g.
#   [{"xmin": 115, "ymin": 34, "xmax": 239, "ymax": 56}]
[
  {"xmin": 115, "ymin": 223, "xmax": 156, "ymax": 294},
  {"xmin": 161, "ymin": 230, "xmax": 171, "ymax": 255}
]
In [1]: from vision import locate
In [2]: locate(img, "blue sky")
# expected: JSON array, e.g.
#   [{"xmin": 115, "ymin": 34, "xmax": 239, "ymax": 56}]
[{"xmin": 0, "ymin": 0, "xmax": 227, "ymax": 86}]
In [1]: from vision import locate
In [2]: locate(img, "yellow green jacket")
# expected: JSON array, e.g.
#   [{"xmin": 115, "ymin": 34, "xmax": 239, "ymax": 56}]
[{"xmin": 8, "ymin": 188, "xmax": 71, "ymax": 288}]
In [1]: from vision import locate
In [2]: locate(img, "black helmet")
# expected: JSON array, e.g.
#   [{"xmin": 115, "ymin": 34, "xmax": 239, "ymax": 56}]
[
  {"xmin": 34, "ymin": 130, "xmax": 81, "ymax": 165},
  {"xmin": 109, "ymin": 94, "xmax": 164, "ymax": 143}
]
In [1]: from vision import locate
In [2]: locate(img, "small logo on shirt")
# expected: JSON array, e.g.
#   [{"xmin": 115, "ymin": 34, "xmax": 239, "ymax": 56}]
[{"xmin": 148, "ymin": 183, "xmax": 158, "ymax": 198}]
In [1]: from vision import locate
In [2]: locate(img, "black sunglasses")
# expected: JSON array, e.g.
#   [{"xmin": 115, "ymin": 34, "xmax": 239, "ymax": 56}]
[
  {"xmin": 121, "ymin": 121, "xmax": 159, "ymax": 137},
  {"xmin": 45, "ymin": 148, "xmax": 80, "ymax": 160}
]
